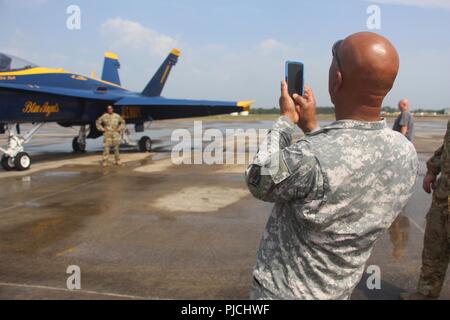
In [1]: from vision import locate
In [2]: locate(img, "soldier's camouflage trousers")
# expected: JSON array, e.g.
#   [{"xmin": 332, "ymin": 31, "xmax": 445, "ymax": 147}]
[
  {"xmin": 417, "ymin": 186, "xmax": 450, "ymax": 298},
  {"xmin": 103, "ymin": 132, "xmax": 121, "ymax": 163}
]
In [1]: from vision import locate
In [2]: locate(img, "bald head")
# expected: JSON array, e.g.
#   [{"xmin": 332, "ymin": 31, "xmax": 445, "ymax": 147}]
[
  {"xmin": 398, "ymin": 99, "xmax": 409, "ymax": 112},
  {"xmin": 329, "ymin": 32, "xmax": 400, "ymax": 121}
]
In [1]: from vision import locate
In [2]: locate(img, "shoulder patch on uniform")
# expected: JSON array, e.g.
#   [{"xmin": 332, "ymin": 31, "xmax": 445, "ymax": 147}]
[{"xmin": 270, "ymin": 154, "xmax": 292, "ymax": 184}]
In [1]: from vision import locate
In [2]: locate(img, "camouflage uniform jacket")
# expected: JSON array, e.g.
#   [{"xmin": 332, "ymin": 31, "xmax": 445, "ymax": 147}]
[
  {"xmin": 426, "ymin": 120, "xmax": 449, "ymax": 201},
  {"xmin": 246, "ymin": 116, "xmax": 418, "ymax": 300},
  {"xmin": 96, "ymin": 113, "xmax": 126, "ymax": 135}
]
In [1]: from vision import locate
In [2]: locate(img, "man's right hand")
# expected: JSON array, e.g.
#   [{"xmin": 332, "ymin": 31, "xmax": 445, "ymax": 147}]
[
  {"xmin": 423, "ymin": 172, "xmax": 437, "ymax": 194},
  {"xmin": 279, "ymin": 80, "xmax": 300, "ymax": 124},
  {"xmin": 293, "ymin": 85, "xmax": 318, "ymax": 133}
]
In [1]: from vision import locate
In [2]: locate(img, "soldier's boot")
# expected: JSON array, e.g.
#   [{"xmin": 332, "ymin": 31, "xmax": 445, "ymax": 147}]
[
  {"xmin": 115, "ymin": 160, "xmax": 123, "ymax": 167},
  {"xmin": 102, "ymin": 161, "xmax": 109, "ymax": 168}
]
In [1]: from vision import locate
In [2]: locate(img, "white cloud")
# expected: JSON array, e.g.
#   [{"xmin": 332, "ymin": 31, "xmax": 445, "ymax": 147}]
[
  {"xmin": 101, "ymin": 17, "xmax": 179, "ymax": 58},
  {"xmin": 98, "ymin": 18, "xmax": 309, "ymax": 106},
  {"xmin": 160, "ymin": 39, "xmax": 308, "ymax": 105},
  {"xmin": 368, "ymin": 0, "xmax": 450, "ymax": 10},
  {"xmin": 259, "ymin": 39, "xmax": 284, "ymax": 51}
]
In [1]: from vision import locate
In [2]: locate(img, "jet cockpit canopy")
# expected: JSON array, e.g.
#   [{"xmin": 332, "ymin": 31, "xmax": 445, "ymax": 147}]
[{"xmin": 0, "ymin": 53, "xmax": 38, "ymax": 72}]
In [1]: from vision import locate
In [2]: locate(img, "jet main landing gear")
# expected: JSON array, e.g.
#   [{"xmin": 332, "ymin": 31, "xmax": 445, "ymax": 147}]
[
  {"xmin": 71, "ymin": 126, "xmax": 153, "ymax": 155},
  {"xmin": 72, "ymin": 126, "xmax": 87, "ymax": 153},
  {"xmin": 138, "ymin": 136, "xmax": 152, "ymax": 153},
  {"xmin": 122, "ymin": 128, "xmax": 152, "ymax": 153}
]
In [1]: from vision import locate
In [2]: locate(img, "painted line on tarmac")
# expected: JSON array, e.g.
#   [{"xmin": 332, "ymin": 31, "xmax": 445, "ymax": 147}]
[
  {"xmin": 408, "ymin": 216, "xmax": 425, "ymax": 234},
  {"xmin": 0, "ymin": 173, "xmax": 117, "ymax": 214},
  {"xmin": 0, "ymin": 282, "xmax": 156, "ymax": 300}
]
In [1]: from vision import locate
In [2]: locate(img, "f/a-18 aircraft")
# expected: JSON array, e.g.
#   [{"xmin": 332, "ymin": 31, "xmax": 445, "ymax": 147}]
[{"xmin": 0, "ymin": 49, "xmax": 253, "ymax": 171}]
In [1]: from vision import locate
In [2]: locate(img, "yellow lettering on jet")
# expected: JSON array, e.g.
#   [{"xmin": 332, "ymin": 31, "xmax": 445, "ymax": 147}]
[
  {"xmin": 22, "ymin": 101, "xmax": 60, "ymax": 117},
  {"xmin": 121, "ymin": 106, "xmax": 142, "ymax": 120}
]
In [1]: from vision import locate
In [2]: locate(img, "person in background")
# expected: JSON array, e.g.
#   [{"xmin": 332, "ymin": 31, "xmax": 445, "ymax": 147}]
[
  {"xmin": 393, "ymin": 99, "xmax": 414, "ymax": 141},
  {"xmin": 401, "ymin": 120, "xmax": 450, "ymax": 300}
]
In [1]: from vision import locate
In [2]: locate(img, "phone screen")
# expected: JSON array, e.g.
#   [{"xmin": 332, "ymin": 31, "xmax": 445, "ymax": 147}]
[{"xmin": 286, "ymin": 62, "xmax": 304, "ymax": 97}]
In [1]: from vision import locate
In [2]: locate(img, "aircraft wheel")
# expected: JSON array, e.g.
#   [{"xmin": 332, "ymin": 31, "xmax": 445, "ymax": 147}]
[
  {"xmin": 138, "ymin": 136, "xmax": 152, "ymax": 153},
  {"xmin": 72, "ymin": 137, "xmax": 86, "ymax": 153},
  {"xmin": 14, "ymin": 152, "xmax": 31, "ymax": 171},
  {"xmin": 1, "ymin": 155, "xmax": 15, "ymax": 171}
]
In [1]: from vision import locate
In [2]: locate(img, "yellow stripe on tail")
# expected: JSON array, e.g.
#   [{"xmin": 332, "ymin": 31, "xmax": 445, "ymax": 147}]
[{"xmin": 237, "ymin": 100, "xmax": 255, "ymax": 112}]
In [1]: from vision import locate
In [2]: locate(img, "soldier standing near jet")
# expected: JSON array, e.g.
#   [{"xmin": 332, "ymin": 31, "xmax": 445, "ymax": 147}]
[
  {"xmin": 96, "ymin": 105, "xmax": 126, "ymax": 167},
  {"xmin": 402, "ymin": 120, "xmax": 450, "ymax": 300}
]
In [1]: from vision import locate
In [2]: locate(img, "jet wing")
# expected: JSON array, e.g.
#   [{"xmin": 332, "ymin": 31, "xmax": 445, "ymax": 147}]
[
  {"xmin": 0, "ymin": 82, "xmax": 123, "ymax": 101},
  {"xmin": 114, "ymin": 96, "xmax": 253, "ymax": 120}
]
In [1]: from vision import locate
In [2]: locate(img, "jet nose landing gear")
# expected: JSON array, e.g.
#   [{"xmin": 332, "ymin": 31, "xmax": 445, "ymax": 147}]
[
  {"xmin": 1, "ymin": 155, "xmax": 16, "ymax": 171},
  {"xmin": 0, "ymin": 123, "xmax": 43, "ymax": 171},
  {"xmin": 1, "ymin": 150, "xmax": 32, "ymax": 171},
  {"xmin": 13, "ymin": 152, "xmax": 32, "ymax": 171}
]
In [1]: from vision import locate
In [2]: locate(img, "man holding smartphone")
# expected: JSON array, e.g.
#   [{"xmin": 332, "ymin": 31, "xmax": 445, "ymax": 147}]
[{"xmin": 246, "ymin": 32, "xmax": 418, "ymax": 300}]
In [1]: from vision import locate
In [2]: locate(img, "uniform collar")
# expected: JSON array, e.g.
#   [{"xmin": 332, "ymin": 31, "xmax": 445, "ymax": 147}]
[{"xmin": 309, "ymin": 118, "xmax": 387, "ymax": 135}]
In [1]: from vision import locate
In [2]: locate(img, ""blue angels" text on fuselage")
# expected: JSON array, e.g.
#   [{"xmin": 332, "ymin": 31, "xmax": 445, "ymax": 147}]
[{"xmin": 22, "ymin": 101, "xmax": 60, "ymax": 117}]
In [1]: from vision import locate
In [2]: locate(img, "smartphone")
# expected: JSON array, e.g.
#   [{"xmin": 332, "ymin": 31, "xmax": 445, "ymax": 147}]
[{"xmin": 285, "ymin": 61, "xmax": 304, "ymax": 97}]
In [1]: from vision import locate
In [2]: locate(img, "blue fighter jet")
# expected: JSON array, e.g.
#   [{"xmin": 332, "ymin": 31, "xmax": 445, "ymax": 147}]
[{"xmin": 0, "ymin": 49, "xmax": 253, "ymax": 171}]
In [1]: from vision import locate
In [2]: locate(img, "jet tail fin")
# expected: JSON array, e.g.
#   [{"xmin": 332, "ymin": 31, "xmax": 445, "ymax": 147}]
[
  {"xmin": 101, "ymin": 52, "xmax": 121, "ymax": 86},
  {"xmin": 141, "ymin": 48, "xmax": 180, "ymax": 97}
]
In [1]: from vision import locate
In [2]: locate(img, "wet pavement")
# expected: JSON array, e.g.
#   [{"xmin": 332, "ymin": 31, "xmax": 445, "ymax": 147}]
[{"xmin": 0, "ymin": 118, "xmax": 448, "ymax": 300}]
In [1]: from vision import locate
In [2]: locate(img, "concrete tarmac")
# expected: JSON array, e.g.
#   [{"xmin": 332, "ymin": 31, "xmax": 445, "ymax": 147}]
[{"xmin": 0, "ymin": 117, "xmax": 448, "ymax": 300}]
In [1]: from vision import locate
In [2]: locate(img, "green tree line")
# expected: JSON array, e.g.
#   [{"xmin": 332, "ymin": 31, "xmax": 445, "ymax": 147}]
[{"xmin": 250, "ymin": 107, "xmax": 448, "ymax": 115}]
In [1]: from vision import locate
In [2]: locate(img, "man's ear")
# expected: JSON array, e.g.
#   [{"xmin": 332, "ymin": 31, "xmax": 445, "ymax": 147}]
[{"xmin": 332, "ymin": 70, "xmax": 343, "ymax": 95}]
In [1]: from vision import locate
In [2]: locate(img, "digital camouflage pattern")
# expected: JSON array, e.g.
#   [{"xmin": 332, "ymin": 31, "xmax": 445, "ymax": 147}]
[
  {"xmin": 417, "ymin": 120, "xmax": 450, "ymax": 298},
  {"xmin": 246, "ymin": 116, "xmax": 418, "ymax": 300},
  {"xmin": 96, "ymin": 113, "xmax": 126, "ymax": 163}
]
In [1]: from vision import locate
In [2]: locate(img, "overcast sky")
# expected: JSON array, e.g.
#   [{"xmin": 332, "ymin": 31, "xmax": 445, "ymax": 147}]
[{"xmin": 1, "ymin": 0, "xmax": 449, "ymax": 109}]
